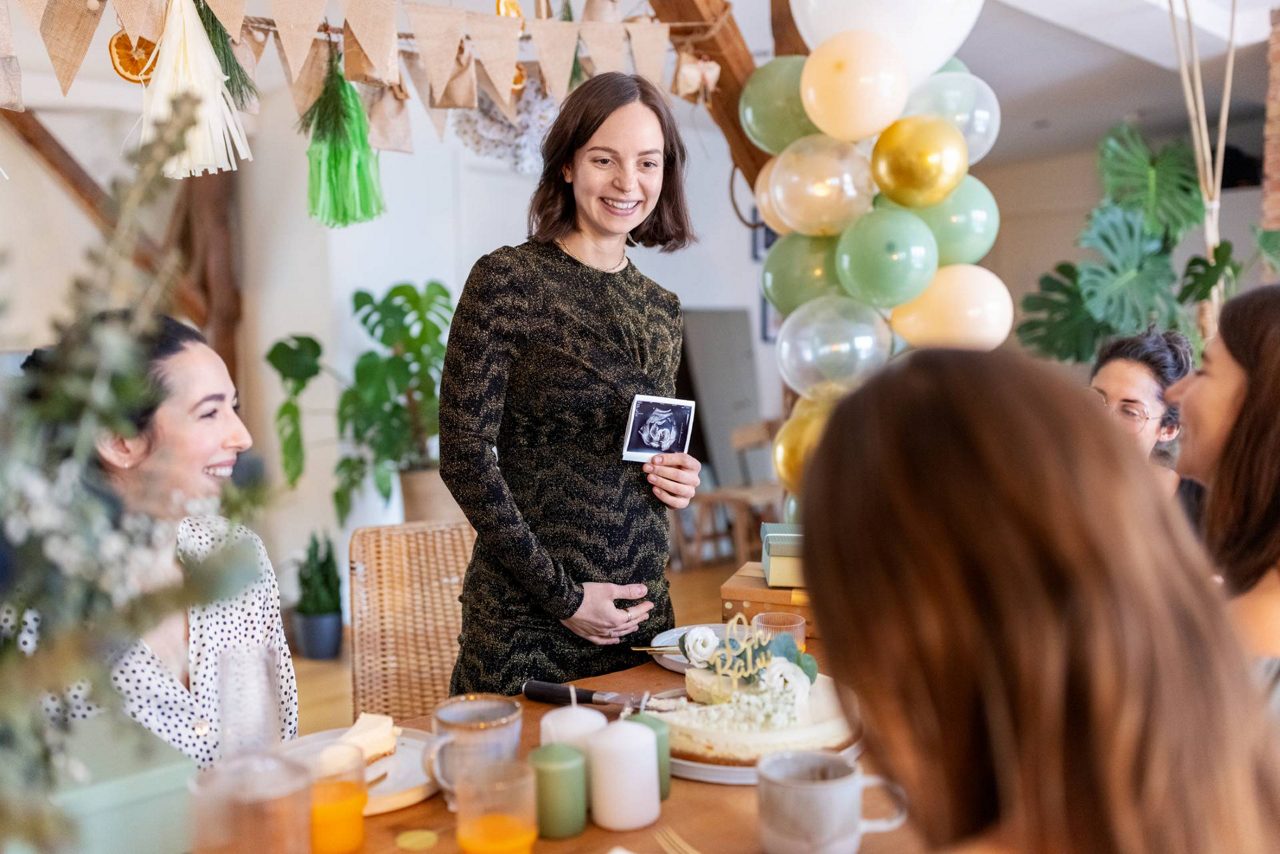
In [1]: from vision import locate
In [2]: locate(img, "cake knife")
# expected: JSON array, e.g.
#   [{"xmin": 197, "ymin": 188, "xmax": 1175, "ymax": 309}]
[{"xmin": 522, "ymin": 680, "xmax": 681, "ymax": 711}]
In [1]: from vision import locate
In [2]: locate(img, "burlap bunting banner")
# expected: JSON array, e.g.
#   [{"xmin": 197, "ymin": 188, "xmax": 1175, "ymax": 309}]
[
  {"xmin": 465, "ymin": 12, "xmax": 521, "ymax": 108},
  {"xmin": 626, "ymin": 21, "xmax": 669, "ymax": 88},
  {"xmin": 579, "ymin": 22, "xmax": 627, "ymax": 78},
  {"xmin": 13, "ymin": 0, "xmax": 44, "ymax": 30},
  {"xmin": 1, "ymin": 0, "xmax": 22, "ymax": 112},
  {"xmin": 232, "ymin": 25, "xmax": 269, "ymax": 113},
  {"xmin": 403, "ymin": 3, "xmax": 465, "ymax": 103},
  {"xmin": 37, "ymin": 0, "xmax": 106, "ymax": 95},
  {"xmin": 271, "ymin": 0, "xmax": 327, "ymax": 80},
  {"xmin": 366, "ymin": 82, "xmax": 413, "ymax": 153},
  {"xmin": 113, "ymin": 0, "xmax": 164, "ymax": 45},
  {"xmin": 343, "ymin": 22, "xmax": 382, "ymax": 84},
  {"xmin": 342, "ymin": 0, "xmax": 397, "ymax": 84},
  {"xmin": 274, "ymin": 31, "xmax": 328, "ymax": 116},
  {"xmin": 525, "ymin": 18, "xmax": 577, "ymax": 102},
  {"xmin": 432, "ymin": 40, "xmax": 476, "ymax": 109},
  {"xmin": 204, "ymin": 0, "xmax": 246, "ymax": 40},
  {"xmin": 475, "ymin": 60, "xmax": 520, "ymax": 125},
  {"xmin": 400, "ymin": 49, "xmax": 449, "ymax": 142}
]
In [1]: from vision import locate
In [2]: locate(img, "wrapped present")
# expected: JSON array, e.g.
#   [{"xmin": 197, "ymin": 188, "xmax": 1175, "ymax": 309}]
[{"xmin": 762, "ymin": 523, "xmax": 804, "ymax": 588}]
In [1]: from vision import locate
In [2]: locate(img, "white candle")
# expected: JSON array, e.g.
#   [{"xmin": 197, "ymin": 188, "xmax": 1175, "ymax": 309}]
[
  {"xmin": 540, "ymin": 704, "xmax": 608, "ymax": 751},
  {"xmin": 587, "ymin": 720, "xmax": 661, "ymax": 831}
]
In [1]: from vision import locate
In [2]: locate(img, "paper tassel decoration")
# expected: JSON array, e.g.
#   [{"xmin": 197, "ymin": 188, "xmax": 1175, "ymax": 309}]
[
  {"xmin": 142, "ymin": 0, "xmax": 252, "ymax": 178},
  {"xmin": 194, "ymin": 0, "xmax": 256, "ymax": 110},
  {"xmin": 299, "ymin": 51, "xmax": 385, "ymax": 228}
]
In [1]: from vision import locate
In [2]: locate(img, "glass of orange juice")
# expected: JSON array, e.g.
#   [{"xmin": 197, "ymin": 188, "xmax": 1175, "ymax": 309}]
[
  {"xmin": 456, "ymin": 761, "xmax": 538, "ymax": 854},
  {"xmin": 296, "ymin": 742, "xmax": 368, "ymax": 854},
  {"xmin": 753, "ymin": 612, "xmax": 807, "ymax": 653}
]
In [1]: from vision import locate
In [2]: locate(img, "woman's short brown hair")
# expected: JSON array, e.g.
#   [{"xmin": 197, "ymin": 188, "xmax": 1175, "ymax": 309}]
[
  {"xmin": 528, "ymin": 72, "xmax": 693, "ymax": 251},
  {"xmin": 803, "ymin": 348, "xmax": 1280, "ymax": 853},
  {"xmin": 1203, "ymin": 285, "xmax": 1280, "ymax": 593}
]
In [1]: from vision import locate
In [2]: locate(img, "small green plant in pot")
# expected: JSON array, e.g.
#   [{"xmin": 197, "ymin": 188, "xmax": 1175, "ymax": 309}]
[
  {"xmin": 293, "ymin": 532, "xmax": 343, "ymax": 659},
  {"xmin": 267, "ymin": 280, "xmax": 454, "ymax": 523}
]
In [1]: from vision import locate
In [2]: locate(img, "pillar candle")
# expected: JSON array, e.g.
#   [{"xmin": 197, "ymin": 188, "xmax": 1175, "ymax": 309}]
[
  {"xmin": 539, "ymin": 704, "xmax": 607, "ymax": 751},
  {"xmin": 528, "ymin": 743, "xmax": 587, "ymax": 839},
  {"xmin": 627, "ymin": 712, "xmax": 670, "ymax": 801},
  {"xmin": 586, "ymin": 721, "xmax": 660, "ymax": 831}
]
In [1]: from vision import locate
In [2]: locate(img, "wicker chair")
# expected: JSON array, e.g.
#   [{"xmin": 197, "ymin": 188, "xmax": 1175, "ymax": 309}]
[{"xmin": 348, "ymin": 520, "xmax": 476, "ymax": 722}]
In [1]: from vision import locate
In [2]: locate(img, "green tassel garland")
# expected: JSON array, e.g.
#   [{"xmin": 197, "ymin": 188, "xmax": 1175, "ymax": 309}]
[
  {"xmin": 193, "ymin": 0, "xmax": 257, "ymax": 111},
  {"xmin": 298, "ymin": 52, "xmax": 386, "ymax": 228}
]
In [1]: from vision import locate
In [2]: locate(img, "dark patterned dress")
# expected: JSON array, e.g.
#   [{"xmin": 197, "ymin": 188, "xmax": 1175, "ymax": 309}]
[{"xmin": 440, "ymin": 240, "xmax": 682, "ymax": 695}]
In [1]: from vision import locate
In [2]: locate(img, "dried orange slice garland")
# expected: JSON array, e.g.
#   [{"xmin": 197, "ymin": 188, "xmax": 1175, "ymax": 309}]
[{"xmin": 109, "ymin": 29, "xmax": 157, "ymax": 85}]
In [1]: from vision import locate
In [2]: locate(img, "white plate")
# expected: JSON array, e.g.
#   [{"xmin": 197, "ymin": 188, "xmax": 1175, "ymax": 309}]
[
  {"xmin": 279, "ymin": 727, "xmax": 439, "ymax": 815},
  {"xmin": 671, "ymin": 742, "xmax": 864, "ymax": 787},
  {"xmin": 649, "ymin": 623, "xmax": 728, "ymax": 673}
]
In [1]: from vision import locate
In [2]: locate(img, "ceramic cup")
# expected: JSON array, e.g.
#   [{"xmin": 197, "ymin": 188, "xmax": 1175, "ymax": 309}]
[
  {"xmin": 423, "ymin": 694, "xmax": 523, "ymax": 811},
  {"xmin": 757, "ymin": 750, "xmax": 907, "ymax": 854}
]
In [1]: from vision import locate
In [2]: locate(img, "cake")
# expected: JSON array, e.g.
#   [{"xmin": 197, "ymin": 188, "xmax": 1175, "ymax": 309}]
[{"xmin": 337, "ymin": 712, "xmax": 402, "ymax": 764}]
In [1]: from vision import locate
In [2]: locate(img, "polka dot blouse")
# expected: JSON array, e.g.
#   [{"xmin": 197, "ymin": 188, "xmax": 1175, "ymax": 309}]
[{"xmin": 22, "ymin": 516, "xmax": 299, "ymax": 767}]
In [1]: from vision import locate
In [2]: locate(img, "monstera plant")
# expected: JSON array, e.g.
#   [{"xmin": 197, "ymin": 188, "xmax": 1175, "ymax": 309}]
[{"xmin": 1018, "ymin": 124, "xmax": 1280, "ymax": 362}]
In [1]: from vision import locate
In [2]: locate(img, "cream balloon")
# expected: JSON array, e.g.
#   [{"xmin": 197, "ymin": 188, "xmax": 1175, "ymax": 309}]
[
  {"xmin": 755, "ymin": 157, "xmax": 792, "ymax": 235},
  {"xmin": 799, "ymin": 31, "xmax": 909, "ymax": 143},
  {"xmin": 791, "ymin": 0, "xmax": 984, "ymax": 87},
  {"xmin": 890, "ymin": 264, "xmax": 1012, "ymax": 351},
  {"xmin": 770, "ymin": 135, "xmax": 876, "ymax": 236}
]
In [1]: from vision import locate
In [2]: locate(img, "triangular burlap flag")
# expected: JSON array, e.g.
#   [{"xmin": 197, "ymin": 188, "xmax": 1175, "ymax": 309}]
[
  {"xmin": 342, "ymin": 0, "xmax": 396, "ymax": 84},
  {"xmin": 271, "ymin": 0, "xmax": 326, "ymax": 80},
  {"xmin": 1, "ymin": 0, "xmax": 22, "ymax": 112},
  {"xmin": 366, "ymin": 82, "xmax": 413, "ymax": 153},
  {"xmin": 14, "ymin": 0, "xmax": 44, "ymax": 29},
  {"xmin": 403, "ymin": 3, "xmax": 464, "ymax": 103},
  {"xmin": 232, "ymin": 24, "xmax": 269, "ymax": 113},
  {"xmin": 579, "ymin": 22, "xmax": 626, "ymax": 77},
  {"xmin": 431, "ymin": 40, "xmax": 475, "ymax": 109},
  {"xmin": 204, "ymin": 0, "xmax": 246, "ymax": 40},
  {"xmin": 626, "ymin": 21, "xmax": 668, "ymax": 87},
  {"xmin": 113, "ymin": 0, "xmax": 164, "ymax": 45},
  {"xmin": 465, "ymin": 12, "xmax": 521, "ymax": 108},
  {"xmin": 400, "ymin": 49, "xmax": 448, "ymax": 142},
  {"xmin": 38, "ymin": 0, "xmax": 106, "ymax": 95},
  {"xmin": 274, "ymin": 31, "xmax": 328, "ymax": 116},
  {"xmin": 525, "ymin": 18, "xmax": 577, "ymax": 102},
  {"xmin": 343, "ymin": 21, "xmax": 382, "ymax": 83},
  {"xmin": 475, "ymin": 61, "xmax": 520, "ymax": 125}
]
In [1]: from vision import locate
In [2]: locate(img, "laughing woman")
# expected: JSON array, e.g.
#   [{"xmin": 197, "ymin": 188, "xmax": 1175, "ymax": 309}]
[{"xmin": 441, "ymin": 73, "xmax": 701, "ymax": 695}]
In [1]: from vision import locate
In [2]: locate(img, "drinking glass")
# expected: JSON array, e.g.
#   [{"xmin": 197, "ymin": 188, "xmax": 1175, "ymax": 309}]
[
  {"xmin": 218, "ymin": 645, "xmax": 282, "ymax": 758},
  {"xmin": 190, "ymin": 753, "xmax": 310, "ymax": 854},
  {"xmin": 290, "ymin": 741, "xmax": 369, "ymax": 854},
  {"xmin": 423, "ymin": 693, "xmax": 523, "ymax": 811},
  {"xmin": 455, "ymin": 760, "xmax": 538, "ymax": 854},
  {"xmin": 753, "ymin": 612, "xmax": 807, "ymax": 652}
]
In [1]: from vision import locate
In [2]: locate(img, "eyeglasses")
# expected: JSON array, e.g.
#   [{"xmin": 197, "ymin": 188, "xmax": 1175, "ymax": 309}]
[{"xmin": 1092, "ymin": 390, "xmax": 1160, "ymax": 433}]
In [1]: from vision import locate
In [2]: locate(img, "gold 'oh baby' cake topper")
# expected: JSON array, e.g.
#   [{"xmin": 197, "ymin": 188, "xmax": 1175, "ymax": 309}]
[{"xmin": 709, "ymin": 613, "xmax": 773, "ymax": 687}]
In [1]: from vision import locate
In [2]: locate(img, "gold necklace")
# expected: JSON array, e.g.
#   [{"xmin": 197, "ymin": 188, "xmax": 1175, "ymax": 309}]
[{"xmin": 556, "ymin": 238, "xmax": 627, "ymax": 273}]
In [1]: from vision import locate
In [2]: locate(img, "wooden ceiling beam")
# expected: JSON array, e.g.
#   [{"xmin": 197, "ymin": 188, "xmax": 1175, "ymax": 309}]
[{"xmin": 770, "ymin": 0, "xmax": 809, "ymax": 57}]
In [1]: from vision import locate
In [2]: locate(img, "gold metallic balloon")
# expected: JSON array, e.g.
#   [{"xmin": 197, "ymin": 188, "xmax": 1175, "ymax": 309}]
[
  {"xmin": 871, "ymin": 116, "xmax": 969, "ymax": 208},
  {"xmin": 755, "ymin": 157, "xmax": 793, "ymax": 236},
  {"xmin": 773, "ymin": 404, "xmax": 831, "ymax": 495}
]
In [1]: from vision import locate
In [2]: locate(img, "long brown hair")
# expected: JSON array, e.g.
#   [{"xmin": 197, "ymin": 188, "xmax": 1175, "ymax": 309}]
[
  {"xmin": 1203, "ymin": 285, "xmax": 1280, "ymax": 593},
  {"xmin": 528, "ymin": 72, "xmax": 692, "ymax": 251},
  {"xmin": 803, "ymin": 349, "xmax": 1280, "ymax": 854}
]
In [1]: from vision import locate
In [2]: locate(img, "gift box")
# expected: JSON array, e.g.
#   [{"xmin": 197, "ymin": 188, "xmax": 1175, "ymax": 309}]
[
  {"xmin": 761, "ymin": 523, "xmax": 804, "ymax": 588},
  {"xmin": 720, "ymin": 562, "xmax": 819, "ymax": 638}
]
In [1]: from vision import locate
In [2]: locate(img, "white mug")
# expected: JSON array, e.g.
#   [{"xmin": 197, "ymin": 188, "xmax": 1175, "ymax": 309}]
[
  {"xmin": 422, "ymin": 694, "xmax": 522, "ymax": 811},
  {"xmin": 757, "ymin": 750, "xmax": 908, "ymax": 854}
]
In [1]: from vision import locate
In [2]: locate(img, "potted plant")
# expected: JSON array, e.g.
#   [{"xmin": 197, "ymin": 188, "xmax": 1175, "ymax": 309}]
[
  {"xmin": 292, "ymin": 532, "xmax": 343, "ymax": 659},
  {"xmin": 267, "ymin": 280, "xmax": 463, "ymax": 524}
]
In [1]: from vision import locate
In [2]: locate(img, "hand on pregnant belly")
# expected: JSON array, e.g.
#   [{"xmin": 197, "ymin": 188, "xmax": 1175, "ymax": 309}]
[{"xmin": 561, "ymin": 582, "xmax": 654, "ymax": 646}]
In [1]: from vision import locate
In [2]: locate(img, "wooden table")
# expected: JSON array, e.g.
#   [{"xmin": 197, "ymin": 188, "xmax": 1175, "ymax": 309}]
[{"xmin": 365, "ymin": 664, "xmax": 924, "ymax": 853}]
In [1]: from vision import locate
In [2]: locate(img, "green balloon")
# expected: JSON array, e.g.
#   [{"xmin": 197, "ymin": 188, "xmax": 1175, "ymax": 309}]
[
  {"xmin": 877, "ymin": 176, "xmax": 1000, "ymax": 266},
  {"xmin": 936, "ymin": 56, "xmax": 970, "ymax": 75},
  {"xmin": 835, "ymin": 210, "xmax": 938, "ymax": 309},
  {"xmin": 783, "ymin": 494, "xmax": 801, "ymax": 524},
  {"xmin": 739, "ymin": 57, "xmax": 821, "ymax": 156},
  {"xmin": 762, "ymin": 233, "xmax": 841, "ymax": 316}
]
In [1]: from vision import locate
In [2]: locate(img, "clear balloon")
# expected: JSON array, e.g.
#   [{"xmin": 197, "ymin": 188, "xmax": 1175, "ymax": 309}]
[
  {"xmin": 783, "ymin": 493, "xmax": 801, "ymax": 524},
  {"xmin": 878, "ymin": 175, "xmax": 999, "ymax": 265},
  {"xmin": 835, "ymin": 209, "xmax": 938, "ymax": 309},
  {"xmin": 772, "ymin": 403, "xmax": 831, "ymax": 495},
  {"xmin": 739, "ymin": 57, "xmax": 822, "ymax": 155},
  {"xmin": 790, "ymin": 0, "xmax": 985, "ymax": 87},
  {"xmin": 902, "ymin": 72, "xmax": 1001, "ymax": 164},
  {"xmin": 761, "ymin": 233, "xmax": 840, "ymax": 316},
  {"xmin": 799, "ymin": 30, "xmax": 909, "ymax": 143},
  {"xmin": 755, "ymin": 157, "xmax": 792, "ymax": 236},
  {"xmin": 777, "ymin": 295, "xmax": 892, "ymax": 399},
  {"xmin": 871, "ymin": 116, "xmax": 968, "ymax": 208},
  {"xmin": 889, "ymin": 264, "xmax": 1013, "ymax": 351},
  {"xmin": 771, "ymin": 135, "xmax": 876, "ymax": 236}
]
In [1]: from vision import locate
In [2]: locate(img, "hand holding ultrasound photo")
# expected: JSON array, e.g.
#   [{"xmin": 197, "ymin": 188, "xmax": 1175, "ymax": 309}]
[{"xmin": 622, "ymin": 395, "xmax": 695, "ymax": 463}]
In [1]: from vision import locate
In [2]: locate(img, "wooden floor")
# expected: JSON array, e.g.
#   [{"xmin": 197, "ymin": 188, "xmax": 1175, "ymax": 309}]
[{"xmin": 295, "ymin": 559, "xmax": 738, "ymax": 734}]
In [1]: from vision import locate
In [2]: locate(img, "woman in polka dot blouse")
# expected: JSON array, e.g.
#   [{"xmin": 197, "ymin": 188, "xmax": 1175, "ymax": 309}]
[{"xmin": 11, "ymin": 315, "xmax": 298, "ymax": 767}]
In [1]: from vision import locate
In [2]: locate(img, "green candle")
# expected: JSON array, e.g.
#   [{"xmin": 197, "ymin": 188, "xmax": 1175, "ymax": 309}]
[
  {"xmin": 528, "ymin": 743, "xmax": 587, "ymax": 839},
  {"xmin": 627, "ymin": 712, "xmax": 671, "ymax": 800}
]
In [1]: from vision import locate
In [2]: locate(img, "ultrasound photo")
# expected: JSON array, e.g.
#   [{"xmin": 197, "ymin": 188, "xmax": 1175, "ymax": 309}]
[{"xmin": 622, "ymin": 395, "xmax": 695, "ymax": 463}]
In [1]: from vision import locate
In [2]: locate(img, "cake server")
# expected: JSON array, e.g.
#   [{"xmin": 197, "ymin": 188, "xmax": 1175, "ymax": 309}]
[{"xmin": 522, "ymin": 680, "xmax": 681, "ymax": 711}]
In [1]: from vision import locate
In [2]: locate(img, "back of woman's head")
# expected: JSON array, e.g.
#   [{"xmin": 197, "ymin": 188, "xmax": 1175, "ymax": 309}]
[
  {"xmin": 1204, "ymin": 286, "xmax": 1280, "ymax": 592},
  {"xmin": 802, "ymin": 348, "xmax": 1280, "ymax": 854},
  {"xmin": 1092, "ymin": 326, "xmax": 1193, "ymax": 428}
]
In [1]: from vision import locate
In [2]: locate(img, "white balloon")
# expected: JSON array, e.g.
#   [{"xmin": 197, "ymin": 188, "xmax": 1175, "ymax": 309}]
[
  {"xmin": 902, "ymin": 72, "xmax": 1001, "ymax": 164},
  {"xmin": 790, "ymin": 0, "xmax": 985, "ymax": 87}
]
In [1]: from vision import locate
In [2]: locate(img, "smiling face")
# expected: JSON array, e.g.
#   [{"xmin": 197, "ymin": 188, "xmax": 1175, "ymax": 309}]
[
  {"xmin": 98, "ymin": 342, "xmax": 252, "ymax": 517},
  {"xmin": 1166, "ymin": 336, "xmax": 1248, "ymax": 486},
  {"xmin": 1089, "ymin": 358, "xmax": 1178, "ymax": 457},
  {"xmin": 562, "ymin": 100, "xmax": 666, "ymax": 242}
]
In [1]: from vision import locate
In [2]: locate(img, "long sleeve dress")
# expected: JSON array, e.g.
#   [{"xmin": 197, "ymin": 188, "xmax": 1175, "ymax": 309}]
[{"xmin": 440, "ymin": 239, "xmax": 683, "ymax": 695}]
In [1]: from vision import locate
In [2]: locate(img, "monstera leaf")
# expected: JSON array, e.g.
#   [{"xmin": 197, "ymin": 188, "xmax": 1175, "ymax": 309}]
[
  {"xmin": 1077, "ymin": 204, "xmax": 1181, "ymax": 334},
  {"xmin": 1179, "ymin": 241, "xmax": 1240, "ymax": 303},
  {"xmin": 1098, "ymin": 124, "xmax": 1203, "ymax": 246},
  {"xmin": 1017, "ymin": 263, "xmax": 1115, "ymax": 362},
  {"xmin": 1255, "ymin": 227, "xmax": 1280, "ymax": 273}
]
